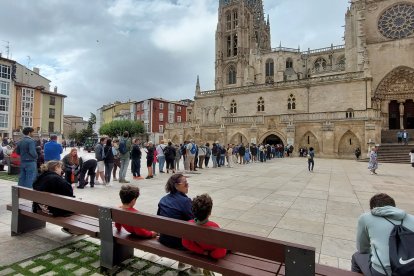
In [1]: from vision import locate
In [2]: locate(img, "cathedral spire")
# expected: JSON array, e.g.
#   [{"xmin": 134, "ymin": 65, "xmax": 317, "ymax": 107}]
[{"xmin": 195, "ymin": 75, "xmax": 200, "ymax": 95}]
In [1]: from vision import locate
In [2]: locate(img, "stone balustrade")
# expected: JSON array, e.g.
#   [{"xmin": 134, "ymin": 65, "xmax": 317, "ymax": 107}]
[
  {"xmin": 198, "ymin": 71, "xmax": 365, "ymax": 97},
  {"xmin": 280, "ymin": 109, "xmax": 381, "ymax": 123},
  {"xmin": 222, "ymin": 115, "xmax": 264, "ymax": 125}
]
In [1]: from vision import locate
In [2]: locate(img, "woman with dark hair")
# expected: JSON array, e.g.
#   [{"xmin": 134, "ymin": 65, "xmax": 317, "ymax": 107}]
[
  {"xmin": 104, "ymin": 139, "xmax": 114, "ymax": 184},
  {"xmin": 157, "ymin": 173, "xmax": 193, "ymax": 249},
  {"xmin": 62, "ymin": 148, "xmax": 82, "ymax": 184}
]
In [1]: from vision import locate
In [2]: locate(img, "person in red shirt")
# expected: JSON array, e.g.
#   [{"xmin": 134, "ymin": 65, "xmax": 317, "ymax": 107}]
[
  {"xmin": 182, "ymin": 193, "xmax": 227, "ymax": 259},
  {"xmin": 115, "ymin": 185, "xmax": 157, "ymax": 238}
]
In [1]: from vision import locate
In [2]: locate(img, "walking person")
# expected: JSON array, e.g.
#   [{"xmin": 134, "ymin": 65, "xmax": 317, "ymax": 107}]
[
  {"xmin": 397, "ymin": 130, "xmax": 402, "ymax": 144},
  {"xmin": 211, "ymin": 143, "xmax": 218, "ymax": 168},
  {"xmin": 112, "ymin": 139, "xmax": 121, "ymax": 181},
  {"xmin": 16, "ymin": 127, "xmax": 38, "ymax": 188},
  {"xmin": 410, "ymin": 149, "xmax": 414, "ymax": 168},
  {"xmin": 368, "ymin": 146, "xmax": 379, "ymax": 175},
  {"xmin": 95, "ymin": 137, "xmax": 106, "ymax": 185},
  {"xmin": 119, "ymin": 131, "xmax": 132, "ymax": 183},
  {"xmin": 402, "ymin": 129, "xmax": 409, "ymax": 145},
  {"xmin": 355, "ymin": 147, "xmax": 361, "ymax": 160},
  {"xmin": 131, "ymin": 138, "xmax": 143, "ymax": 179},
  {"xmin": 307, "ymin": 147, "xmax": 315, "ymax": 172},
  {"xmin": 103, "ymin": 139, "xmax": 114, "ymax": 185}
]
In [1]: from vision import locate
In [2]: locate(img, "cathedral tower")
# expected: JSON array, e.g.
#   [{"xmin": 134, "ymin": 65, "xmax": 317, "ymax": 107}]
[{"xmin": 215, "ymin": 0, "xmax": 271, "ymax": 90}]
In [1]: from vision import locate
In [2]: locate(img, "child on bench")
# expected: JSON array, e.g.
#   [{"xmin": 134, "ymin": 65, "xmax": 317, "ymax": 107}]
[
  {"xmin": 115, "ymin": 185, "xmax": 157, "ymax": 238},
  {"xmin": 182, "ymin": 193, "xmax": 227, "ymax": 259}
]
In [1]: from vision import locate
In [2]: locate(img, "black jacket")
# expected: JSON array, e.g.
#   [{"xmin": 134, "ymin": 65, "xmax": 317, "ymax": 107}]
[
  {"xmin": 33, "ymin": 171, "xmax": 75, "ymax": 216},
  {"xmin": 131, "ymin": 144, "xmax": 142, "ymax": 159},
  {"xmin": 104, "ymin": 145, "xmax": 114, "ymax": 163}
]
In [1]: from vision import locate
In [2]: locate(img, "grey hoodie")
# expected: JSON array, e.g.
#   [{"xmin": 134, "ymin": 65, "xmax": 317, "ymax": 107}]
[{"xmin": 356, "ymin": 206, "xmax": 414, "ymax": 275}]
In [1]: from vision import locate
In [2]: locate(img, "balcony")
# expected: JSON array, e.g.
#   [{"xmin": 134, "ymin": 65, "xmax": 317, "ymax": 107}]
[{"xmin": 310, "ymin": 64, "xmax": 345, "ymax": 75}]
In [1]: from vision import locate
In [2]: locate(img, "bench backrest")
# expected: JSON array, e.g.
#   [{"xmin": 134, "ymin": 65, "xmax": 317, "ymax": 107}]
[
  {"xmin": 111, "ymin": 208, "xmax": 315, "ymax": 265},
  {"xmin": 12, "ymin": 186, "xmax": 100, "ymax": 218}
]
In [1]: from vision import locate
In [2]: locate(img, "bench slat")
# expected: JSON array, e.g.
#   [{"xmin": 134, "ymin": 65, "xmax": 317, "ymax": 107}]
[
  {"xmin": 17, "ymin": 187, "xmax": 100, "ymax": 217},
  {"xmin": 113, "ymin": 231, "xmax": 279, "ymax": 276},
  {"xmin": 111, "ymin": 208, "xmax": 312, "ymax": 263},
  {"xmin": 16, "ymin": 207, "xmax": 99, "ymax": 237}
]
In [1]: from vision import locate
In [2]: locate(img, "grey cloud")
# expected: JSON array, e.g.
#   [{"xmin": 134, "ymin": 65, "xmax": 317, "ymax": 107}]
[{"xmin": 0, "ymin": 0, "xmax": 348, "ymax": 118}]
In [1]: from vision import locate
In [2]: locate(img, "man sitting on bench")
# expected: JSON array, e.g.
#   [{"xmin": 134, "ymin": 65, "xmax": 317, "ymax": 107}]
[{"xmin": 33, "ymin": 160, "xmax": 76, "ymax": 234}]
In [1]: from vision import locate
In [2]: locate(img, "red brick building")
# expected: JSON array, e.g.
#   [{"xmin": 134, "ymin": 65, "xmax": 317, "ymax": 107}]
[{"xmin": 135, "ymin": 98, "xmax": 189, "ymax": 143}]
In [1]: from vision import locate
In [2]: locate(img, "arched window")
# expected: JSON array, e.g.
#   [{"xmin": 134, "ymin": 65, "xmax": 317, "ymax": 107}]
[
  {"xmin": 230, "ymin": 99, "xmax": 237, "ymax": 114},
  {"xmin": 226, "ymin": 36, "xmax": 231, "ymax": 57},
  {"xmin": 288, "ymin": 94, "xmax": 296, "ymax": 110},
  {"xmin": 233, "ymin": 34, "xmax": 238, "ymax": 56},
  {"xmin": 233, "ymin": 10, "xmax": 238, "ymax": 29},
  {"xmin": 265, "ymin": 59, "xmax": 274, "ymax": 77},
  {"xmin": 346, "ymin": 108, "xmax": 354, "ymax": 118},
  {"xmin": 228, "ymin": 65, "xmax": 237, "ymax": 85},
  {"xmin": 314, "ymin": 57, "xmax": 327, "ymax": 71},
  {"xmin": 265, "ymin": 59, "xmax": 274, "ymax": 84},
  {"xmin": 226, "ymin": 12, "xmax": 231, "ymax": 30},
  {"xmin": 286, "ymin": 58, "xmax": 293, "ymax": 69},
  {"xmin": 257, "ymin": 97, "xmax": 265, "ymax": 112}
]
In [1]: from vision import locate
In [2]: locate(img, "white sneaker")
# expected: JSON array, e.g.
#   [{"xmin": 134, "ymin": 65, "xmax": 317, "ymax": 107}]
[{"xmin": 105, "ymin": 183, "xmax": 112, "ymax": 187}]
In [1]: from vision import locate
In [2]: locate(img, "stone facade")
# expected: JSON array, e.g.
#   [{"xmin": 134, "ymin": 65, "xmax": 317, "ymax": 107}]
[{"xmin": 165, "ymin": 0, "xmax": 414, "ymax": 158}]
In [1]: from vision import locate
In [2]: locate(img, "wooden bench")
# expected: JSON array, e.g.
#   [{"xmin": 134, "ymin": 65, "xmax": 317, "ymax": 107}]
[
  {"xmin": 8, "ymin": 186, "xmax": 361, "ymax": 275},
  {"xmin": 103, "ymin": 207, "xmax": 361, "ymax": 276},
  {"xmin": 8, "ymin": 186, "xmax": 100, "ymax": 238}
]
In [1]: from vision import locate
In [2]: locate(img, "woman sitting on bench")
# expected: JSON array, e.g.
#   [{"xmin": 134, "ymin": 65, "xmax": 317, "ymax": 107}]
[{"xmin": 33, "ymin": 160, "xmax": 75, "ymax": 234}]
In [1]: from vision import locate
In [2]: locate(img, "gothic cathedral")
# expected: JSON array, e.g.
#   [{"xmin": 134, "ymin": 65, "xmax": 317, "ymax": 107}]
[{"xmin": 165, "ymin": 0, "xmax": 414, "ymax": 158}]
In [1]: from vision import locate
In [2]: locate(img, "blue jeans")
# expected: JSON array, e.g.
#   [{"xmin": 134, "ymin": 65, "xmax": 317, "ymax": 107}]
[
  {"xmin": 119, "ymin": 157, "xmax": 130, "ymax": 181},
  {"xmin": 158, "ymin": 156, "xmax": 165, "ymax": 172},
  {"xmin": 18, "ymin": 161, "xmax": 37, "ymax": 188}
]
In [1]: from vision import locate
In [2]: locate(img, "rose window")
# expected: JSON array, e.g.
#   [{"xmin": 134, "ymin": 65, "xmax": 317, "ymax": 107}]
[{"xmin": 378, "ymin": 3, "xmax": 414, "ymax": 39}]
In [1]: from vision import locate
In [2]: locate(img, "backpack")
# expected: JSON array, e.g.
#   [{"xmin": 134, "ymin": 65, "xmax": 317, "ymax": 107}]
[
  {"xmin": 119, "ymin": 139, "xmax": 127, "ymax": 154},
  {"xmin": 190, "ymin": 143, "xmax": 196, "ymax": 154},
  {"xmin": 374, "ymin": 218, "xmax": 414, "ymax": 276}
]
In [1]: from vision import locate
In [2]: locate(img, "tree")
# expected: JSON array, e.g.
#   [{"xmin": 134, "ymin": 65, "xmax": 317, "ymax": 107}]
[
  {"xmin": 87, "ymin": 113, "xmax": 96, "ymax": 133},
  {"xmin": 99, "ymin": 120, "xmax": 144, "ymax": 138}
]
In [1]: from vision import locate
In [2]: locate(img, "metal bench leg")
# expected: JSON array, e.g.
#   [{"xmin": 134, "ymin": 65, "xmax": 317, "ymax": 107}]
[
  {"xmin": 11, "ymin": 186, "xmax": 45, "ymax": 236},
  {"xmin": 99, "ymin": 207, "xmax": 133, "ymax": 269},
  {"xmin": 285, "ymin": 246, "xmax": 315, "ymax": 276}
]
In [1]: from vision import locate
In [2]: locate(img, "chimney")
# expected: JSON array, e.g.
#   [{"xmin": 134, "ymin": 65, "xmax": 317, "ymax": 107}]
[
  {"xmin": 33, "ymin": 67, "xmax": 40, "ymax": 74},
  {"xmin": 54, "ymin": 86, "xmax": 58, "ymax": 93}
]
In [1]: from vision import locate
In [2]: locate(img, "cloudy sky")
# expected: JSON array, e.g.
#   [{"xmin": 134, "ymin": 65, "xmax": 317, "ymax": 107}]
[{"xmin": 1, "ymin": 0, "xmax": 349, "ymax": 119}]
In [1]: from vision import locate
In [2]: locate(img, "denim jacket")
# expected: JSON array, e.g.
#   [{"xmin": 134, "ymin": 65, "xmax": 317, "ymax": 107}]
[{"xmin": 16, "ymin": 136, "xmax": 38, "ymax": 162}]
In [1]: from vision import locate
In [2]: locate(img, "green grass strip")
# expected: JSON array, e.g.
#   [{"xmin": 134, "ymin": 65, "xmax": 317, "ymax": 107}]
[{"xmin": 0, "ymin": 240, "xmax": 190, "ymax": 275}]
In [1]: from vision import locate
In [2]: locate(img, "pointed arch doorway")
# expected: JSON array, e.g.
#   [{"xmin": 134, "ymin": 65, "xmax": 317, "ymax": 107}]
[{"xmin": 263, "ymin": 134, "xmax": 284, "ymax": 146}]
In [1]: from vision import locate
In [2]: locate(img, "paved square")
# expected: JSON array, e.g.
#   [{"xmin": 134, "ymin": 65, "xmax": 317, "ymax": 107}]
[{"xmin": 1, "ymin": 149, "xmax": 413, "ymax": 271}]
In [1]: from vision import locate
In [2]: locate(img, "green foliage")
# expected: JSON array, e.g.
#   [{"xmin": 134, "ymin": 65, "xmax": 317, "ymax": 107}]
[
  {"xmin": 99, "ymin": 120, "xmax": 144, "ymax": 137},
  {"xmin": 87, "ymin": 113, "xmax": 96, "ymax": 132}
]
